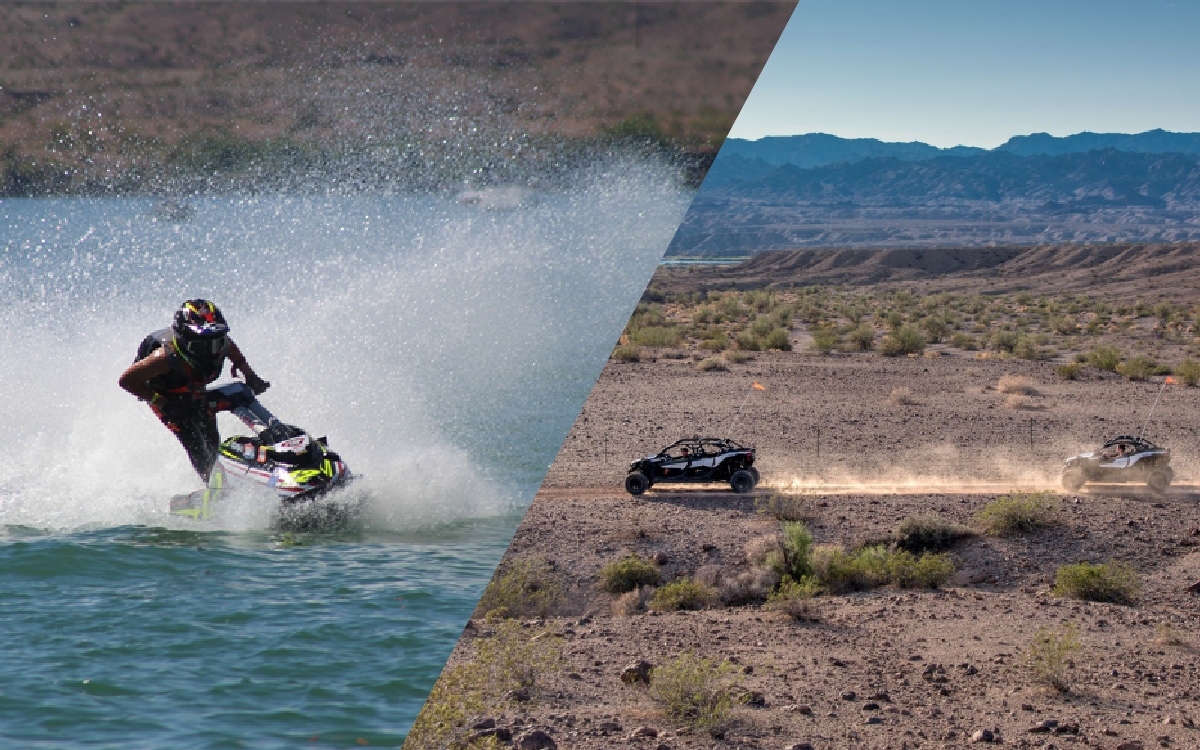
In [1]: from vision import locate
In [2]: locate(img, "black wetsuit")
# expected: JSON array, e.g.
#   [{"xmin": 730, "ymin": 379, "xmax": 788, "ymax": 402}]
[{"xmin": 136, "ymin": 329, "xmax": 226, "ymax": 479}]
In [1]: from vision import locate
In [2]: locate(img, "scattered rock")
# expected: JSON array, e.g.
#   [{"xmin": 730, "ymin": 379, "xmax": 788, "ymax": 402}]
[
  {"xmin": 840, "ymin": 690, "xmax": 857, "ymax": 701},
  {"xmin": 629, "ymin": 726, "xmax": 658, "ymax": 738},
  {"xmin": 784, "ymin": 744, "xmax": 814, "ymax": 750},
  {"xmin": 473, "ymin": 727, "xmax": 513, "ymax": 743},
  {"xmin": 971, "ymin": 728, "xmax": 995, "ymax": 743},
  {"xmin": 515, "ymin": 729, "xmax": 557, "ymax": 750},
  {"xmin": 1115, "ymin": 742, "xmax": 1146, "ymax": 750},
  {"xmin": 741, "ymin": 690, "xmax": 767, "ymax": 706},
  {"xmin": 862, "ymin": 702, "xmax": 880, "ymax": 711},
  {"xmin": 505, "ymin": 689, "xmax": 531, "ymax": 702},
  {"xmin": 653, "ymin": 552, "xmax": 669, "ymax": 565},
  {"xmin": 620, "ymin": 660, "xmax": 654, "ymax": 685},
  {"xmin": 469, "ymin": 718, "xmax": 496, "ymax": 730}
]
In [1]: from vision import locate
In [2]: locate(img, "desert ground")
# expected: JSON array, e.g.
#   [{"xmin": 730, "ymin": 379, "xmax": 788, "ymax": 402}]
[{"xmin": 411, "ymin": 248, "xmax": 1200, "ymax": 750}]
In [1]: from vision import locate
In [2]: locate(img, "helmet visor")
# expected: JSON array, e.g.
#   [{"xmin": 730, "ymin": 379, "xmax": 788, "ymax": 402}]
[{"xmin": 182, "ymin": 333, "xmax": 228, "ymax": 357}]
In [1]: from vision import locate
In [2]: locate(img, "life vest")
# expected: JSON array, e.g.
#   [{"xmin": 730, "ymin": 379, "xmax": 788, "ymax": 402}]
[{"xmin": 135, "ymin": 328, "xmax": 226, "ymax": 396}]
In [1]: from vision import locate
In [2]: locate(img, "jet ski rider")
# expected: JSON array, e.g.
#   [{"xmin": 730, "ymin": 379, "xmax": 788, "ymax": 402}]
[{"xmin": 119, "ymin": 299, "xmax": 270, "ymax": 480}]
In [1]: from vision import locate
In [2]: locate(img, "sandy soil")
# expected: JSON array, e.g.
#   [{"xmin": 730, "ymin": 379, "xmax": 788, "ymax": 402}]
[{"xmin": 431, "ymin": 347, "xmax": 1200, "ymax": 750}]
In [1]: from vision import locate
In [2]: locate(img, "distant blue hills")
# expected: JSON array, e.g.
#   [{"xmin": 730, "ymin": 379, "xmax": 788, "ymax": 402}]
[{"xmin": 707, "ymin": 129, "xmax": 1200, "ymax": 186}]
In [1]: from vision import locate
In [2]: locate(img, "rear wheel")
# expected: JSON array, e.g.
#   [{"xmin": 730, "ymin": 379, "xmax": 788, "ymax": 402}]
[
  {"xmin": 1147, "ymin": 467, "xmax": 1173, "ymax": 492},
  {"xmin": 730, "ymin": 470, "xmax": 755, "ymax": 494},
  {"xmin": 625, "ymin": 472, "xmax": 649, "ymax": 496},
  {"xmin": 1061, "ymin": 467, "xmax": 1085, "ymax": 492}
]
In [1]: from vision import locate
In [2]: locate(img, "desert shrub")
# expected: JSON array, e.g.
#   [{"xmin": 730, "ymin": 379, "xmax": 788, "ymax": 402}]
[
  {"xmin": 893, "ymin": 514, "xmax": 970, "ymax": 553},
  {"xmin": 1053, "ymin": 561, "xmax": 1140, "ymax": 604},
  {"xmin": 1004, "ymin": 393, "xmax": 1033, "ymax": 409},
  {"xmin": 997, "ymin": 374, "xmax": 1038, "ymax": 395},
  {"xmin": 809, "ymin": 327, "xmax": 840, "ymax": 354},
  {"xmin": 989, "ymin": 330, "xmax": 1019, "ymax": 353},
  {"xmin": 754, "ymin": 493, "xmax": 809, "ymax": 522},
  {"xmin": 649, "ymin": 578, "xmax": 711, "ymax": 611},
  {"xmin": 810, "ymin": 545, "xmax": 874, "ymax": 593},
  {"xmin": 1022, "ymin": 623, "xmax": 1080, "ymax": 692},
  {"xmin": 599, "ymin": 554, "xmax": 660, "ymax": 593},
  {"xmin": 649, "ymin": 653, "xmax": 739, "ymax": 732},
  {"xmin": 889, "ymin": 386, "xmax": 914, "ymax": 405},
  {"xmin": 1117, "ymin": 355, "xmax": 1156, "ymax": 381},
  {"xmin": 630, "ymin": 326, "xmax": 682, "ymax": 347},
  {"xmin": 693, "ymin": 305, "xmax": 713, "ymax": 324},
  {"xmin": 763, "ymin": 328, "xmax": 792, "ymax": 351},
  {"xmin": 767, "ymin": 575, "xmax": 821, "ymax": 621},
  {"xmin": 695, "ymin": 356, "xmax": 726, "ymax": 372},
  {"xmin": 950, "ymin": 331, "xmax": 977, "ymax": 350},
  {"xmin": 1088, "ymin": 344, "xmax": 1122, "ymax": 371},
  {"xmin": 612, "ymin": 345, "xmax": 641, "ymax": 362},
  {"xmin": 613, "ymin": 585, "xmax": 654, "ymax": 616},
  {"xmin": 879, "ymin": 325, "xmax": 926, "ymax": 356},
  {"xmin": 749, "ymin": 315, "xmax": 775, "ymax": 339},
  {"xmin": 723, "ymin": 350, "xmax": 752, "ymax": 364},
  {"xmin": 476, "ymin": 557, "xmax": 564, "ymax": 619},
  {"xmin": 736, "ymin": 331, "xmax": 761, "ymax": 351},
  {"xmin": 885, "ymin": 550, "xmax": 956, "ymax": 589},
  {"xmin": 975, "ymin": 491, "xmax": 1058, "ymax": 535},
  {"xmin": 1013, "ymin": 336, "xmax": 1043, "ymax": 360},
  {"xmin": 699, "ymin": 333, "xmax": 730, "ymax": 351},
  {"xmin": 847, "ymin": 324, "xmax": 876, "ymax": 351},
  {"xmin": 1155, "ymin": 623, "xmax": 1188, "ymax": 646},
  {"xmin": 718, "ymin": 566, "xmax": 780, "ymax": 605},
  {"xmin": 744, "ymin": 534, "xmax": 783, "ymax": 567},
  {"xmin": 778, "ymin": 521, "xmax": 814, "ymax": 580},
  {"xmin": 920, "ymin": 316, "xmax": 948, "ymax": 344},
  {"xmin": 407, "ymin": 620, "xmax": 562, "ymax": 750},
  {"xmin": 1176, "ymin": 358, "xmax": 1200, "ymax": 386},
  {"xmin": 1054, "ymin": 363, "xmax": 1081, "ymax": 380},
  {"xmin": 1049, "ymin": 314, "xmax": 1077, "ymax": 334}
]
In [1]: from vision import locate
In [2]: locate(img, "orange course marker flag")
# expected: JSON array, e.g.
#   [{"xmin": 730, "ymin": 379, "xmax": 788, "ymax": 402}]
[
  {"xmin": 752, "ymin": 382, "xmax": 766, "ymax": 390},
  {"xmin": 1165, "ymin": 376, "xmax": 1176, "ymax": 384}
]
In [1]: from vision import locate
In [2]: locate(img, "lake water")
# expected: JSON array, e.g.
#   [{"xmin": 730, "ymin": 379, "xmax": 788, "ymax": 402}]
[{"xmin": 0, "ymin": 166, "xmax": 689, "ymax": 747}]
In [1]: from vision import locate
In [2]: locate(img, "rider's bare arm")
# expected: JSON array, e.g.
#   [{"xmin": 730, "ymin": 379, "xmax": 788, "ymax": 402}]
[
  {"xmin": 227, "ymin": 340, "xmax": 270, "ymax": 393},
  {"xmin": 118, "ymin": 348, "xmax": 172, "ymax": 401}
]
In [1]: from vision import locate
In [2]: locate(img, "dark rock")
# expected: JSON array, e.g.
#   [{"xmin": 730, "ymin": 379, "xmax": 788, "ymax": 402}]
[
  {"xmin": 505, "ymin": 689, "xmax": 531, "ymax": 702},
  {"xmin": 473, "ymin": 727, "xmax": 513, "ymax": 743},
  {"xmin": 515, "ymin": 729, "xmax": 557, "ymax": 750},
  {"xmin": 470, "ymin": 718, "xmax": 497, "ymax": 730},
  {"xmin": 785, "ymin": 744, "xmax": 815, "ymax": 750},
  {"xmin": 653, "ymin": 552, "xmax": 669, "ymax": 565},
  {"xmin": 862, "ymin": 702, "xmax": 880, "ymax": 711},
  {"xmin": 840, "ymin": 690, "xmax": 857, "ymax": 701},
  {"xmin": 971, "ymin": 728, "xmax": 995, "ymax": 743},
  {"xmin": 621, "ymin": 660, "xmax": 654, "ymax": 685},
  {"xmin": 628, "ymin": 726, "xmax": 658, "ymax": 739},
  {"xmin": 740, "ymin": 691, "xmax": 766, "ymax": 706}
]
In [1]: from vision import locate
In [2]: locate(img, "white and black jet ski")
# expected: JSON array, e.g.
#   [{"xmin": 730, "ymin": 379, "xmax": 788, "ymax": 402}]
[{"xmin": 170, "ymin": 383, "xmax": 353, "ymax": 522}]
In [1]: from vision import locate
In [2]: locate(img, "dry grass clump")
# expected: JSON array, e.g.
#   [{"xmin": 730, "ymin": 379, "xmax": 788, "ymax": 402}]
[
  {"xmin": 648, "ymin": 653, "xmax": 739, "ymax": 734},
  {"xmin": 612, "ymin": 585, "xmax": 655, "ymax": 616},
  {"xmin": 475, "ymin": 556, "xmax": 563, "ymax": 619},
  {"xmin": 997, "ymin": 374, "xmax": 1038, "ymax": 395},
  {"xmin": 722, "ymin": 349, "xmax": 752, "ymax": 364},
  {"xmin": 754, "ymin": 492, "xmax": 809, "ymax": 521},
  {"xmin": 1004, "ymin": 393, "xmax": 1033, "ymax": 409},
  {"xmin": 889, "ymin": 386, "xmax": 914, "ymax": 405},
  {"xmin": 1054, "ymin": 363, "xmax": 1082, "ymax": 380},
  {"xmin": 695, "ymin": 356, "xmax": 726, "ymax": 372},
  {"xmin": 744, "ymin": 534, "xmax": 783, "ymax": 567},
  {"xmin": 612, "ymin": 345, "xmax": 641, "ymax": 362},
  {"xmin": 892, "ymin": 513, "xmax": 972, "ymax": 553},
  {"xmin": 1154, "ymin": 622, "xmax": 1189, "ymax": 646},
  {"xmin": 809, "ymin": 544, "xmax": 955, "ymax": 594},
  {"xmin": 766, "ymin": 576, "xmax": 821, "ymax": 621},
  {"xmin": 975, "ymin": 491, "xmax": 1058, "ymax": 535},
  {"xmin": 716, "ymin": 566, "xmax": 781, "ymax": 606},
  {"xmin": 1053, "ymin": 561, "xmax": 1140, "ymax": 604},
  {"xmin": 1022, "ymin": 623, "xmax": 1080, "ymax": 692}
]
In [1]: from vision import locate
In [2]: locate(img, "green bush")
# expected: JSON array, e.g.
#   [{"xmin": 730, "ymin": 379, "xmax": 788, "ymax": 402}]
[
  {"xmin": 1013, "ymin": 335, "xmax": 1043, "ymax": 360},
  {"xmin": 1176, "ymin": 358, "xmax": 1200, "ymax": 386},
  {"xmin": 920, "ymin": 316, "xmax": 948, "ymax": 344},
  {"xmin": 476, "ymin": 557, "xmax": 564, "ymax": 619},
  {"xmin": 1117, "ymin": 355, "xmax": 1156, "ymax": 381},
  {"xmin": 809, "ymin": 327, "xmax": 840, "ymax": 354},
  {"xmin": 649, "ymin": 578, "xmax": 712, "ymax": 611},
  {"xmin": 695, "ymin": 356, "xmax": 726, "ymax": 372},
  {"xmin": 763, "ymin": 328, "xmax": 792, "ymax": 351},
  {"xmin": 847, "ymin": 324, "xmax": 876, "ymax": 351},
  {"xmin": 989, "ymin": 330, "xmax": 1019, "ymax": 353},
  {"xmin": 950, "ymin": 332, "xmax": 977, "ymax": 350},
  {"xmin": 1022, "ymin": 623, "xmax": 1080, "ymax": 692},
  {"xmin": 1053, "ymin": 561, "xmax": 1141, "ymax": 604},
  {"xmin": 630, "ymin": 326, "xmax": 682, "ymax": 347},
  {"xmin": 612, "ymin": 345, "xmax": 641, "ymax": 362},
  {"xmin": 885, "ymin": 550, "xmax": 957, "ymax": 589},
  {"xmin": 767, "ymin": 575, "xmax": 821, "ymax": 621},
  {"xmin": 878, "ymin": 325, "xmax": 926, "ymax": 356},
  {"xmin": 699, "ymin": 333, "xmax": 730, "ymax": 351},
  {"xmin": 1054, "ymin": 363, "xmax": 1081, "ymax": 380},
  {"xmin": 893, "ymin": 514, "xmax": 971, "ymax": 553},
  {"xmin": 778, "ymin": 521, "xmax": 814, "ymax": 580},
  {"xmin": 1088, "ymin": 344, "xmax": 1122, "ymax": 371},
  {"xmin": 736, "ymin": 331, "xmax": 761, "ymax": 351},
  {"xmin": 649, "ymin": 653, "xmax": 739, "ymax": 731},
  {"xmin": 599, "ymin": 554, "xmax": 660, "ymax": 593},
  {"xmin": 975, "ymin": 492, "xmax": 1058, "ymax": 535}
]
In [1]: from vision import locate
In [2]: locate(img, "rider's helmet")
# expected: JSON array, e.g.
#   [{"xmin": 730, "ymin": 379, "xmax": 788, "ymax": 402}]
[{"xmin": 173, "ymin": 299, "xmax": 230, "ymax": 361}]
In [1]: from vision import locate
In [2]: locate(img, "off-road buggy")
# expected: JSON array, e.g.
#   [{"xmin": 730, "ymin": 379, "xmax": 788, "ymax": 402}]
[
  {"xmin": 1061, "ymin": 435, "xmax": 1173, "ymax": 492},
  {"xmin": 625, "ymin": 438, "xmax": 758, "ymax": 495}
]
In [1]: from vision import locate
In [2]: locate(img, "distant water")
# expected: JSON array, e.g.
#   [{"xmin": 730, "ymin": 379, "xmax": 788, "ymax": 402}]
[{"xmin": 0, "ymin": 167, "xmax": 688, "ymax": 746}]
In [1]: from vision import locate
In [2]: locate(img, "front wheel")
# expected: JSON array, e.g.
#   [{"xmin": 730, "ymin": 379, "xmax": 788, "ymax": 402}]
[
  {"xmin": 1061, "ymin": 467, "xmax": 1085, "ymax": 492},
  {"xmin": 625, "ymin": 472, "xmax": 649, "ymax": 496},
  {"xmin": 730, "ymin": 470, "xmax": 755, "ymax": 494},
  {"xmin": 1147, "ymin": 467, "xmax": 1173, "ymax": 492}
]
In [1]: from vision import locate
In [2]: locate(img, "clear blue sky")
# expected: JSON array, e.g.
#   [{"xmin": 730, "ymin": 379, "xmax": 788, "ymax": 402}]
[{"xmin": 729, "ymin": 0, "xmax": 1200, "ymax": 148}]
